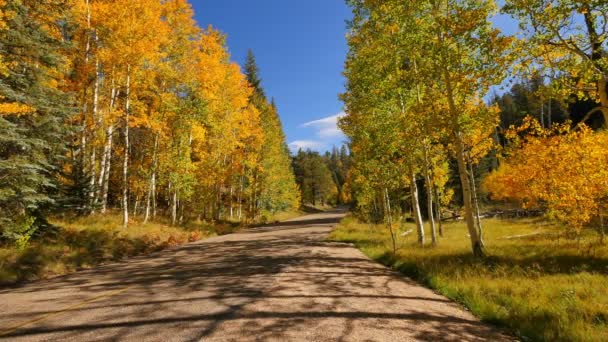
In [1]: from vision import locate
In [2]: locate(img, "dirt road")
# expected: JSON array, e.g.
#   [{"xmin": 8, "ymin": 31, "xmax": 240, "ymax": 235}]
[{"xmin": 0, "ymin": 210, "xmax": 509, "ymax": 341}]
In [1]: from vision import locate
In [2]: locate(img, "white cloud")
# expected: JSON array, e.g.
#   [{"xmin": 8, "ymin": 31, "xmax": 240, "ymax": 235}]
[
  {"xmin": 289, "ymin": 112, "xmax": 347, "ymax": 152},
  {"xmin": 288, "ymin": 140, "xmax": 324, "ymax": 151},
  {"xmin": 301, "ymin": 112, "xmax": 346, "ymax": 139}
]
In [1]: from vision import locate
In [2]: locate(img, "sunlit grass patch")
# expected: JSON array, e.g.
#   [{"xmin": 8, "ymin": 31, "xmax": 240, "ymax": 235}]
[
  {"xmin": 329, "ymin": 216, "xmax": 608, "ymax": 341},
  {"xmin": 0, "ymin": 212, "xmax": 217, "ymax": 285}
]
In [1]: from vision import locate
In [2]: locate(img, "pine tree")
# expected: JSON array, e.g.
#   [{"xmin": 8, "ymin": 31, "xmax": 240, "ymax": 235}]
[
  {"xmin": 0, "ymin": 0, "xmax": 73, "ymax": 243},
  {"xmin": 244, "ymin": 50, "xmax": 300, "ymax": 215},
  {"xmin": 244, "ymin": 49, "xmax": 265, "ymax": 98}
]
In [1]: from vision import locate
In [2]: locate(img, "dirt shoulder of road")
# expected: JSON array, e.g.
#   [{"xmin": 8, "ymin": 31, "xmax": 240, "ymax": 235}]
[{"xmin": 0, "ymin": 209, "xmax": 309, "ymax": 287}]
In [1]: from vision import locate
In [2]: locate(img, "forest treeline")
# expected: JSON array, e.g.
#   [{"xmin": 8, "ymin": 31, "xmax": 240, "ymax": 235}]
[
  {"xmin": 341, "ymin": 0, "xmax": 608, "ymax": 256},
  {"xmin": 0, "ymin": 0, "xmax": 299, "ymax": 246},
  {"xmin": 292, "ymin": 146, "xmax": 351, "ymax": 207}
]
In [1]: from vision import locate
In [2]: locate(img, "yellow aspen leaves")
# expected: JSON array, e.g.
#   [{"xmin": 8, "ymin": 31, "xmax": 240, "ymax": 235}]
[{"xmin": 484, "ymin": 117, "xmax": 608, "ymax": 233}]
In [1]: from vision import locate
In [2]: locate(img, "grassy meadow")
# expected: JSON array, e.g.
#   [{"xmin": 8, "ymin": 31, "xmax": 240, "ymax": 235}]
[{"xmin": 329, "ymin": 216, "xmax": 608, "ymax": 342}]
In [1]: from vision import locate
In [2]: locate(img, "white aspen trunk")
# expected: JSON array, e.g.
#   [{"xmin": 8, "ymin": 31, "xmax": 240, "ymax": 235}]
[
  {"xmin": 434, "ymin": 187, "xmax": 443, "ymax": 237},
  {"xmin": 97, "ymin": 132, "xmax": 108, "ymax": 205},
  {"xmin": 88, "ymin": 57, "xmax": 100, "ymax": 209},
  {"xmin": 468, "ymin": 157, "xmax": 484, "ymax": 247},
  {"xmin": 410, "ymin": 171, "xmax": 425, "ymax": 246},
  {"xmin": 152, "ymin": 175, "xmax": 157, "ymax": 219},
  {"xmin": 179, "ymin": 199, "xmax": 184, "ymax": 225},
  {"xmin": 93, "ymin": 35, "xmax": 102, "ymax": 131},
  {"xmin": 436, "ymin": 18, "xmax": 484, "ymax": 256},
  {"xmin": 384, "ymin": 188, "xmax": 397, "ymax": 253},
  {"xmin": 122, "ymin": 65, "xmax": 131, "ymax": 229},
  {"xmin": 455, "ymin": 133, "xmax": 484, "ymax": 256},
  {"xmin": 442, "ymin": 64, "xmax": 484, "ymax": 256},
  {"xmin": 99, "ymin": 85, "xmax": 118, "ymax": 214},
  {"xmin": 80, "ymin": 0, "xmax": 91, "ymax": 187},
  {"xmin": 143, "ymin": 174, "xmax": 152, "ymax": 223},
  {"xmin": 423, "ymin": 144, "xmax": 438, "ymax": 246},
  {"xmin": 238, "ymin": 176, "xmax": 243, "ymax": 222},
  {"xmin": 144, "ymin": 134, "xmax": 158, "ymax": 224},
  {"xmin": 97, "ymin": 82, "xmax": 116, "ymax": 203},
  {"xmin": 133, "ymin": 195, "xmax": 140, "ymax": 217},
  {"xmin": 100, "ymin": 124, "xmax": 113, "ymax": 213},
  {"xmin": 171, "ymin": 189, "xmax": 178, "ymax": 226},
  {"xmin": 229, "ymin": 185, "xmax": 234, "ymax": 220},
  {"xmin": 88, "ymin": 147, "xmax": 97, "ymax": 206}
]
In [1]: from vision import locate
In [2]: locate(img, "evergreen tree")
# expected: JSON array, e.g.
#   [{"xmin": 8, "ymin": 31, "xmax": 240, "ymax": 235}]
[
  {"xmin": 292, "ymin": 150, "xmax": 338, "ymax": 206},
  {"xmin": 323, "ymin": 146, "xmax": 351, "ymax": 204},
  {"xmin": 244, "ymin": 49, "xmax": 265, "ymax": 98},
  {"xmin": 0, "ymin": 0, "xmax": 73, "ymax": 243},
  {"xmin": 244, "ymin": 50, "xmax": 299, "ymax": 214}
]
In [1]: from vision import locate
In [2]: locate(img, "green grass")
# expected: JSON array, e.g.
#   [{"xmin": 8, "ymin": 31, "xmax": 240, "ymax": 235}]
[{"xmin": 329, "ymin": 216, "xmax": 608, "ymax": 342}]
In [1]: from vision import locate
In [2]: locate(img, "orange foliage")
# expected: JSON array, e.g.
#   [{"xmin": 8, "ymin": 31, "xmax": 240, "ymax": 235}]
[{"xmin": 484, "ymin": 117, "xmax": 608, "ymax": 232}]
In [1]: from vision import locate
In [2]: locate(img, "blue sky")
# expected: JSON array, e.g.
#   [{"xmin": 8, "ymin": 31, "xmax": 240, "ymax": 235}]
[
  {"xmin": 192, "ymin": 1, "xmax": 519, "ymax": 153},
  {"xmin": 193, "ymin": 1, "xmax": 351, "ymax": 153}
]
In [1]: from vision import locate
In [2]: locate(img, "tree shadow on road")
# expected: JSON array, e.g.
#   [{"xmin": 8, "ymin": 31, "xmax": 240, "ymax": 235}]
[{"xmin": 1, "ymin": 213, "xmax": 510, "ymax": 341}]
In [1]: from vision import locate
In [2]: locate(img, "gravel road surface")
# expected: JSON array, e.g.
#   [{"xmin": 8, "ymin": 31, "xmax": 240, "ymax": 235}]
[{"xmin": 0, "ymin": 210, "xmax": 510, "ymax": 341}]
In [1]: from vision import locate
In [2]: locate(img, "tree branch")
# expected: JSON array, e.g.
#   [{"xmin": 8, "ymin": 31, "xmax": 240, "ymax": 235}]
[{"xmin": 577, "ymin": 105, "xmax": 608, "ymax": 127}]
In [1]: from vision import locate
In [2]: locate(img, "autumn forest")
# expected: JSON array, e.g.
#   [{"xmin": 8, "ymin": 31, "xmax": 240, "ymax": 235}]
[
  {"xmin": 1, "ymin": 0, "xmax": 302, "ymax": 240},
  {"xmin": 1, "ymin": 0, "xmax": 608, "ymax": 341}
]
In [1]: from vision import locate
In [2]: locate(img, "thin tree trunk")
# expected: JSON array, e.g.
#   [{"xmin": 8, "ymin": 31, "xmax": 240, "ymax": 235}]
[
  {"xmin": 99, "ymin": 85, "xmax": 118, "ymax": 214},
  {"xmin": 97, "ymin": 126, "xmax": 108, "ymax": 206},
  {"xmin": 144, "ymin": 134, "xmax": 158, "ymax": 223},
  {"xmin": 80, "ymin": 0, "xmax": 95, "ymax": 210},
  {"xmin": 88, "ymin": 148, "xmax": 97, "ymax": 208},
  {"xmin": 100, "ymin": 124, "xmax": 113, "ymax": 213},
  {"xmin": 423, "ymin": 144, "xmax": 438, "ymax": 246},
  {"xmin": 384, "ymin": 188, "xmax": 397, "ymax": 254},
  {"xmin": 171, "ymin": 189, "xmax": 178, "ymax": 226},
  {"xmin": 238, "ymin": 176, "xmax": 243, "ymax": 222},
  {"xmin": 179, "ymin": 199, "xmax": 184, "ymax": 225},
  {"xmin": 97, "ymin": 81, "xmax": 118, "ymax": 211},
  {"xmin": 455, "ymin": 133, "xmax": 484, "ymax": 257},
  {"xmin": 88, "ymin": 57, "xmax": 100, "ymax": 210},
  {"xmin": 468, "ymin": 156, "xmax": 484, "ymax": 247},
  {"xmin": 143, "ymin": 171, "xmax": 154, "ymax": 224},
  {"xmin": 122, "ymin": 65, "xmax": 131, "ymax": 229},
  {"xmin": 434, "ymin": 187, "xmax": 443, "ymax": 237},
  {"xmin": 229, "ymin": 185, "xmax": 234, "ymax": 220},
  {"xmin": 442, "ymin": 62, "xmax": 484, "ymax": 256},
  {"xmin": 540, "ymin": 95, "xmax": 545, "ymax": 128},
  {"xmin": 410, "ymin": 171, "xmax": 425, "ymax": 246},
  {"xmin": 80, "ymin": 0, "xmax": 91, "ymax": 202},
  {"xmin": 215, "ymin": 185, "xmax": 221, "ymax": 221},
  {"xmin": 438, "ymin": 18, "xmax": 485, "ymax": 256},
  {"xmin": 548, "ymin": 99, "xmax": 552, "ymax": 128},
  {"xmin": 133, "ymin": 194, "xmax": 140, "ymax": 217}
]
